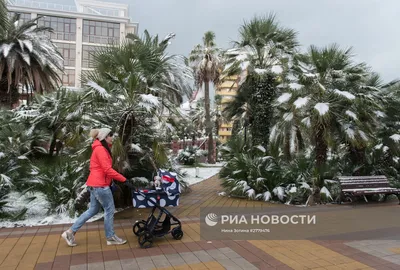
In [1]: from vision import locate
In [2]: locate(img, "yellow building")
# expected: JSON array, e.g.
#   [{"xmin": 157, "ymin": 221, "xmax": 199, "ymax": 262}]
[{"xmin": 216, "ymin": 75, "xmax": 239, "ymax": 143}]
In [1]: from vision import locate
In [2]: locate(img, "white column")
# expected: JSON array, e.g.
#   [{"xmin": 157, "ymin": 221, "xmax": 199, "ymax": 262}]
[
  {"xmin": 75, "ymin": 18, "xmax": 83, "ymax": 88},
  {"xmin": 31, "ymin": 13, "xmax": 37, "ymax": 19},
  {"xmin": 120, "ymin": 23, "xmax": 126, "ymax": 43}
]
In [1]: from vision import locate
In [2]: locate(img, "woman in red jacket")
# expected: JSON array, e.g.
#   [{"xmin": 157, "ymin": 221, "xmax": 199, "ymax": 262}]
[{"xmin": 61, "ymin": 128, "xmax": 127, "ymax": 246}]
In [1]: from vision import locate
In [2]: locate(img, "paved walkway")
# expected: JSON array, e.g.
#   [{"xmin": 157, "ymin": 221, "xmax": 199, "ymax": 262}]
[{"xmin": 1, "ymin": 175, "xmax": 400, "ymax": 269}]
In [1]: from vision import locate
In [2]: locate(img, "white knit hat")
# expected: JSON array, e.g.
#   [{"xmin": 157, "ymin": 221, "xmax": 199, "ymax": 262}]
[{"xmin": 89, "ymin": 128, "xmax": 112, "ymax": 141}]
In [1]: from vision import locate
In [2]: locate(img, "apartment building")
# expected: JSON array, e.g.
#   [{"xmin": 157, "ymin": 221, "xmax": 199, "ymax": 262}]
[
  {"xmin": 7, "ymin": 0, "xmax": 139, "ymax": 89},
  {"xmin": 215, "ymin": 75, "xmax": 239, "ymax": 143}
]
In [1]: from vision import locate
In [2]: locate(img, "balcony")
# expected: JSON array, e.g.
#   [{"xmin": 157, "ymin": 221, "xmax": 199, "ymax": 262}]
[
  {"xmin": 218, "ymin": 80, "xmax": 238, "ymax": 89},
  {"xmin": 82, "ymin": 35, "xmax": 119, "ymax": 45},
  {"xmin": 47, "ymin": 32, "xmax": 76, "ymax": 42},
  {"xmin": 220, "ymin": 122, "xmax": 233, "ymax": 128},
  {"xmin": 7, "ymin": 0, "xmax": 129, "ymax": 18},
  {"xmin": 219, "ymin": 130, "xmax": 232, "ymax": 136},
  {"xmin": 216, "ymin": 90, "xmax": 236, "ymax": 96},
  {"xmin": 7, "ymin": 0, "xmax": 78, "ymax": 12}
]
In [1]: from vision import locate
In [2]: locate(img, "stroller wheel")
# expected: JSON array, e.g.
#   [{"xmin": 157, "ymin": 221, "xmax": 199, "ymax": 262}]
[
  {"xmin": 171, "ymin": 228, "xmax": 184, "ymax": 240},
  {"xmin": 133, "ymin": 221, "xmax": 146, "ymax": 236},
  {"xmin": 138, "ymin": 231, "xmax": 153, "ymax": 249}
]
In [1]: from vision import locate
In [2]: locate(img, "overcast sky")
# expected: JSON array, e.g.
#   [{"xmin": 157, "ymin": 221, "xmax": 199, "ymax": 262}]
[
  {"xmin": 46, "ymin": 0, "xmax": 400, "ymax": 82},
  {"xmin": 123, "ymin": 0, "xmax": 400, "ymax": 82}
]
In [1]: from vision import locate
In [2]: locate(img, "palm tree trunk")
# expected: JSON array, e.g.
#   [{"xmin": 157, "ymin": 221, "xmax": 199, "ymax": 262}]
[
  {"xmin": 315, "ymin": 123, "xmax": 327, "ymax": 187},
  {"xmin": 204, "ymin": 82, "xmax": 214, "ymax": 163},
  {"xmin": 348, "ymin": 145, "xmax": 366, "ymax": 175},
  {"xmin": 244, "ymin": 125, "xmax": 247, "ymax": 144},
  {"xmin": 249, "ymin": 74, "xmax": 276, "ymax": 150}
]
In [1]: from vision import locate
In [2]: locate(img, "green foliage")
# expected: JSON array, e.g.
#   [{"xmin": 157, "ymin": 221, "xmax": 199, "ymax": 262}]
[
  {"xmin": 31, "ymin": 159, "xmax": 86, "ymax": 216},
  {"xmin": 177, "ymin": 146, "xmax": 207, "ymax": 166},
  {"xmin": 0, "ymin": 2, "xmax": 63, "ymax": 107}
]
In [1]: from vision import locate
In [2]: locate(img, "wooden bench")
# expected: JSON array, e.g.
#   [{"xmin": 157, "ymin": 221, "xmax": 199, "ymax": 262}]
[{"xmin": 336, "ymin": 175, "xmax": 400, "ymax": 204}]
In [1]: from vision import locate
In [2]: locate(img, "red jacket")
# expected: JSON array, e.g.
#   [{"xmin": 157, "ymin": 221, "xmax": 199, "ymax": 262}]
[{"xmin": 86, "ymin": 140, "xmax": 126, "ymax": 187}]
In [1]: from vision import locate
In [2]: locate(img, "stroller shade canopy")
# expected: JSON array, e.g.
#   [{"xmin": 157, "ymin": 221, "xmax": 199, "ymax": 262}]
[{"xmin": 132, "ymin": 169, "xmax": 181, "ymax": 208}]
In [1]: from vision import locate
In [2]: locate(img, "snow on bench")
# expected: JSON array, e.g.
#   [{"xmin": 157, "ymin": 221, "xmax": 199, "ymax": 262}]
[{"xmin": 336, "ymin": 175, "xmax": 400, "ymax": 204}]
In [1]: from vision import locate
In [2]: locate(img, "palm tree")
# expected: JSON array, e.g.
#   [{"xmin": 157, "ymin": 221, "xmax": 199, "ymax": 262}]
[
  {"xmin": 81, "ymin": 30, "xmax": 193, "ymax": 172},
  {"xmin": 0, "ymin": 2, "xmax": 63, "ymax": 108},
  {"xmin": 17, "ymin": 88, "xmax": 90, "ymax": 157},
  {"xmin": 189, "ymin": 31, "xmax": 222, "ymax": 164},
  {"xmin": 271, "ymin": 44, "xmax": 384, "ymax": 186},
  {"xmin": 222, "ymin": 13, "xmax": 298, "ymax": 150}
]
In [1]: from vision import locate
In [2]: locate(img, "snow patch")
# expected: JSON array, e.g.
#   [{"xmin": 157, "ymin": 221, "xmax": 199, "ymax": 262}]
[
  {"xmin": 294, "ymin": 97, "xmax": 309, "ymax": 109},
  {"xmin": 139, "ymin": 94, "xmax": 160, "ymax": 111},
  {"xmin": 375, "ymin": 111, "xmax": 386, "ymax": 118},
  {"xmin": 345, "ymin": 126, "xmax": 355, "ymax": 140},
  {"xmin": 390, "ymin": 134, "xmax": 400, "ymax": 142},
  {"xmin": 320, "ymin": 186, "xmax": 332, "ymax": 200},
  {"xmin": 314, "ymin": 103, "xmax": 329, "ymax": 116},
  {"xmin": 86, "ymin": 81, "xmax": 111, "ymax": 98},
  {"xmin": 271, "ymin": 65, "xmax": 283, "ymax": 74},
  {"xmin": 254, "ymin": 68, "xmax": 267, "ymax": 74},
  {"xmin": 180, "ymin": 166, "xmax": 222, "ymax": 186},
  {"xmin": 277, "ymin": 93, "xmax": 292, "ymax": 104},
  {"xmin": 374, "ymin": 144, "xmax": 383, "ymax": 150},
  {"xmin": 246, "ymin": 189, "xmax": 255, "ymax": 198},
  {"xmin": 289, "ymin": 83, "xmax": 303, "ymax": 90},
  {"xmin": 256, "ymin": 145, "xmax": 266, "ymax": 153},
  {"xmin": 131, "ymin": 143, "xmax": 143, "ymax": 152},
  {"xmin": 283, "ymin": 112, "xmax": 293, "ymax": 122},
  {"xmin": 300, "ymin": 182, "xmax": 311, "ymax": 189},
  {"xmin": 358, "ymin": 130, "xmax": 368, "ymax": 141},
  {"xmin": 262, "ymin": 191, "xmax": 272, "ymax": 201},
  {"xmin": 301, "ymin": 117, "xmax": 311, "ymax": 127},
  {"xmin": 345, "ymin": 110, "xmax": 358, "ymax": 120},
  {"xmin": 273, "ymin": 186, "xmax": 286, "ymax": 201},
  {"xmin": 334, "ymin": 89, "xmax": 355, "ymax": 100}
]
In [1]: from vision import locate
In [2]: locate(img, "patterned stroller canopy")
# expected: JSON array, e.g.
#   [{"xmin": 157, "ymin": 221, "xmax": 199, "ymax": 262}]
[
  {"xmin": 132, "ymin": 169, "xmax": 181, "ymax": 208},
  {"xmin": 158, "ymin": 169, "xmax": 181, "ymax": 196}
]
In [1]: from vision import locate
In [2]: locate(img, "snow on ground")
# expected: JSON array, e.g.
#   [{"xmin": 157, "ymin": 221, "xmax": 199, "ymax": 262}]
[
  {"xmin": 180, "ymin": 163, "xmax": 224, "ymax": 186},
  {"xmin": 0, "ymin": 164, "xmax": 224, "ymax": 228},
  {"xmin": 0, "ymin": 192, "xmax": 109, "ymax": 228}
]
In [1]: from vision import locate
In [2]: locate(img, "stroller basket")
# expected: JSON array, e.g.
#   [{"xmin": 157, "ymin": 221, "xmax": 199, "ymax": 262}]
[{"xmin": 132, "ymin": 169, "xmax": 181, "ymax": 208}]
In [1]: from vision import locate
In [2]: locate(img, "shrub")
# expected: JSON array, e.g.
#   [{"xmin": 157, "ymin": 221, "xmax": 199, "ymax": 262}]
[
  {"xmin": 177, "ymin": 146, "xmax": 207, "ymax": 165},
  {"xmin": 31, "ymin": 159, "xmax": 86, "ymax": 216}
]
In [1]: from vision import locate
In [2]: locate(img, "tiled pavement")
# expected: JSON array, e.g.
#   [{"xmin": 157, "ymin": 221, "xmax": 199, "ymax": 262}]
[{"xmin": 1, "ymin": 175, "xmax": 400, "ymax": 269}]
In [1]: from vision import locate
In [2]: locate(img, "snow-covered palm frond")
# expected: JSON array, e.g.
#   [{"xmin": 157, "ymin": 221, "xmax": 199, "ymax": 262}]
[
  {"xmin": 86, "ymin": 81, "xmax": 111, "ymax": 99},
  {"xmin": 138, "ymin": 94, "xmax": 160, "ymax": 112},
  {"xmin": 273, "ymin": 186, "xmax": 286, "ymax": 201}
]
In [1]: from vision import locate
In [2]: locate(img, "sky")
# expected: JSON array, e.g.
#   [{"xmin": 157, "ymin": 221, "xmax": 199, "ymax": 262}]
[
  {"xmin": 43, "ymin": 0, "xmax": 400, "ymax": 82},
  {"xmin": 124, "ymin": 0, "xmax": 400, "ymax": 83}
]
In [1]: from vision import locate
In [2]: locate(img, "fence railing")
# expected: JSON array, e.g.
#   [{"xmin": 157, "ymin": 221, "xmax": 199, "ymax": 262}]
[
  {"xmin": 7, "ymin": 0, "xmax": 78, "ymax": 12},
  {"xmin": 7, "ymin": 0, "xmax": 125, "ymax": 18}
]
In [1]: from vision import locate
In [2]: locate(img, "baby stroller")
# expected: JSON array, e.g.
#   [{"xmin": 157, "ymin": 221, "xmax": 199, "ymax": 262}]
[{"xmin": 131, "ymin": 169, "xmax": 183, "ymax": 248}]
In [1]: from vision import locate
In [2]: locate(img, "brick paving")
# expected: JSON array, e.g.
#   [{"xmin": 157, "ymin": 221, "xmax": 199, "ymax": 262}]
[{"xmin": 1, "ymin": 175, "xmax": 400, "ymax": 269}]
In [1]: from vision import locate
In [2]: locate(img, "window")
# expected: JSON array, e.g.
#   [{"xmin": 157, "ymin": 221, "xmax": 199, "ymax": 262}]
[
  {"xmin": 82, "ymin": 20, "xmax": 120, "ymax": 45},
  {"xmin": 82, "ymin": 45, "xmax": 106, "ymax": 68},
  {"xmin": 8, "ymin": 12, "xmax": 31, "ymax": 25},
  {"xmin": 37, "ymin": 16, "xmax": 76, "ymax": 41},
  {"xmin": 55, "ymin": 43, "xmax": 76, "ymax": 67},
  {"xmin": 60, "ymin": 69, "xmax": 75, "ymax": 86}
]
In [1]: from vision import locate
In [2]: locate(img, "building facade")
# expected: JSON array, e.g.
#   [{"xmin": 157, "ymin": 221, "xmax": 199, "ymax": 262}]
[
  {"xmin": 7, "ymin": 0, "xmax": 139, "ymax": 89},
  {"xmin": 215, "ymin": 75, "xmax": 239, "ymax": 143}
]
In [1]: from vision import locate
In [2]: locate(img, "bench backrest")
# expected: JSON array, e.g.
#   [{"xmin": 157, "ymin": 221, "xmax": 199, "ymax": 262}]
[{"xmin": 337, "ymin": 175, "xmax": 390, "ymax": 189}]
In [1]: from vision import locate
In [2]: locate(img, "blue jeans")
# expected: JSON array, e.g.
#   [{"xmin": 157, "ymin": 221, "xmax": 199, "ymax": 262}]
[{"xmin": 71, "ymin": 186, "xmax": 115, "ymax": 238}]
